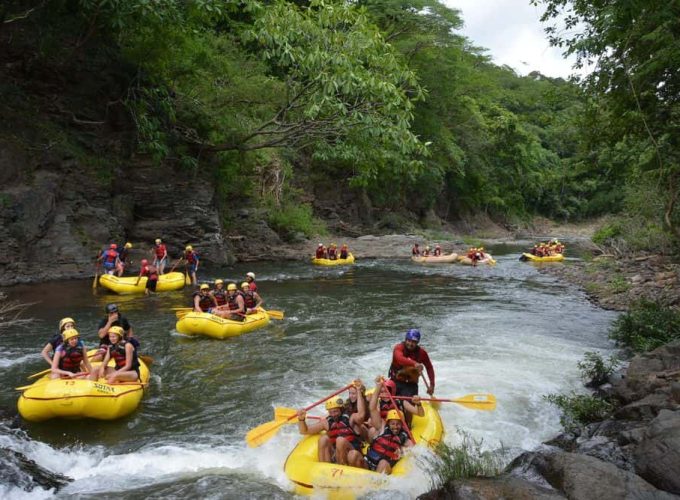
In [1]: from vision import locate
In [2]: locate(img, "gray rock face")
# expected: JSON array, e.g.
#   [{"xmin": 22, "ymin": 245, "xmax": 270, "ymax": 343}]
[
  {"xmin": 633, "ymin": 410, "xmax": 680, "ymax": 494},
  {"xmin": 419, "ymin": 475, "xmax": 564, "ymax": 500}
]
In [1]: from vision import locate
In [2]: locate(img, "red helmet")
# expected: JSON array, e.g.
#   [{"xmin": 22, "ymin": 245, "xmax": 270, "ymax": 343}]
[
  {"xmin": 110, "ymin": 243, "xmax": 117, "ymax": 249},
  {"xmin": 383, "ymin": 379, "xmax": 396, "ymax": 395},
  {"xmin": 141, "ymin": 259, "xmax": 148, "ymax": 265}
]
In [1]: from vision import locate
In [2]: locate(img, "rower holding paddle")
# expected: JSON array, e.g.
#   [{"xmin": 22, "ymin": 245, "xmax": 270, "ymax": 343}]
[
  {"xmin": 41, "ymin": 317, "xmax": 76, "ymax": 366},
  {"xmin": 388, "ymin": 329, "xmax": 435, "ymax": 397}
]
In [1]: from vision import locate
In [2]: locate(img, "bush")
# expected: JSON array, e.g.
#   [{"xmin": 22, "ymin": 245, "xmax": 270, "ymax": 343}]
[
  {"xmin": 544, "ymin": 392, "xmax": 614, "ymax": 432},
  {"xmin": 267, "ymin": 201, "xmax": 326, "ymax": 240},
  {"xmin": 577, "ymin": 351, "xmax": 619, "ymax": 387},
  {"xmin": 609, "ymin": 300, "xmax": 680, "ymax": 352},
  {"xmin": 424, "ymin": 431, "xmax": 505, "ymax": 489}
]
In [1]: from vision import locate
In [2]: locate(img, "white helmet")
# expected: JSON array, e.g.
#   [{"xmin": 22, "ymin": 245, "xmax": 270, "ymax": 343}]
[{"xmin": 246, "ymin": 272, "xmax": 255, "ymax": 279}]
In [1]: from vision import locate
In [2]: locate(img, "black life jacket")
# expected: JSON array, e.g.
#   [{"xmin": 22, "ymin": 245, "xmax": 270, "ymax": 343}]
[
  {"xmin": 388, "ymin": 344, "xmax": 421, "ymax": 381},
  {"xmin": 367, "ymin": 427, "xmax": 409, "ymax": 465},
  {"xmin": 340, "ymin": 249, "xmax": 349, "ymax": 259},
  {"xmin": 213, "ymin": 289, "xmax": 227, "ymax": 306},
  {"xmin": 109, "ymin": 341, "xmax": 139, "ymax": 371},
  {"xmin": 242, "ymin": 290, "xmax": 256, "ymax": 309},
  {"xmin": 193, "ymin": 292, "xmax": 213, "ymax": 312},
  {"xmin": 59, "ymin": 341, "xmax": 84, "ymax": 373},
  {"xmin": 325, "ymin": 414, "xmax": 359, "ymax": 444},
  {"xmin": 226, "ymin": 293, "xmax": 242, "ymax": 312}
]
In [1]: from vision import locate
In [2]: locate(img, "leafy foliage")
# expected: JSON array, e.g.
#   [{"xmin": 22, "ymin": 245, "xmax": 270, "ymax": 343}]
[
  {"xmin": 609, "ymin": 300, "xmax": 680, "ymax": 352},
  {"xmin": 544, "ymin": 392, "xmax": 614, "ymax": 432},
  {"xmin": 577, "ymin": 351, "xmax": 619, "ymax": 387}
]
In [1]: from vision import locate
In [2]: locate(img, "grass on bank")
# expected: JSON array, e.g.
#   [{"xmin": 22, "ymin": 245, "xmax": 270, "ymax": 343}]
[
  {"xmin": 609, "ymin": 299, "xmax": 680, "ymax": 353},
  {"xmin": 424, "ymin": 431, "xmax": 506, "ymax": 489}
]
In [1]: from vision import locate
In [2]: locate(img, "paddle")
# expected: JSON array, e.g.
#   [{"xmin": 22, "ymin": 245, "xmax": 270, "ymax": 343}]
[
  {"xmin": 246, "ymin": 383, "xmax": 353, "ymax": 448},
  {"xmin": 92, "ymin": 261, "xmax": 100, "ymax": 289},
  {"xmin": 169, "ymin": 257, "xmax": 183, "ymax": 273},
  {"xmin": 274, "ymin": 407, "xmax": 322, "ymax": 421},
  {"xmin": 260, "ymin": 308, "xmax": 284, "ymax": 320},
  {"xmin": 184, "ymin": 265, "xmax": 191, "ymax": 286},
  {"xmin": 393, "ymin": 393, "xmax": 496, "ymax": 411},
  {"xmin": 17, "ymin": 371, "xmax": 91, "ymax": 390}
]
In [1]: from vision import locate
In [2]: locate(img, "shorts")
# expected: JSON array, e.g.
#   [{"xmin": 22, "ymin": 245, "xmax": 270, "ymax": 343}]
[
  {"xmin": 395, "ymin": 380, "xmax": 418, "ymax": 397},
  {"xmin": 364, "ymin": 448, "xmax": 397, "ymax": 471},
  {"xmin": 188, "ymin": 263, "xmax": 197, "ymax": 273},
  {"xmin": 146, "ymin": 279, "xmax": 158, "ymax": 291}
]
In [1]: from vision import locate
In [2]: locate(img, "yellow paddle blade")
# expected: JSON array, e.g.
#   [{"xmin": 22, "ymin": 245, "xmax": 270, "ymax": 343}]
[
  {"xmin": 264, "ymin": 309, "xmax": 284, "ymax": 320},
  {"xmin": 176, "ymin": 310, "xmax": 190, "ymax": 320},
  {"xmin": 27, "ymin": 368, "xmax": 52, "ymax": 380},
  {"xmin": 246, "ymin": 419, "xmax": 288, "ymax": 447},
  {"xmin": 184, "ymin": 273, "xmax": 191, "ymax": 286},
  {"xmin": 449, "ymin": 393, "xmax": 496, "ymax": 411},
  {"xmin": 274, "ymin": 407, "xmax": 298, "ymax": 420}
]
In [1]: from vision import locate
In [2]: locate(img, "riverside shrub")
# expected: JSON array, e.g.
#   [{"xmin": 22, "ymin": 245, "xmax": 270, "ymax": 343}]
[
  {"xmin": 544, "ymin": 392, "xmax": 614, "ymax": 432},
  {"xmin": 609, "ymin": 300, "xmax": 680, "ymax": 352},
  {"xmin": 577, "ymin": 351, "xmax": 619, "ymax": 387}
]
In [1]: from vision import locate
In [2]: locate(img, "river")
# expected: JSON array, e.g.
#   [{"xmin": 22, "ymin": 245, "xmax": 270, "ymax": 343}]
[{"xmin": 0, "ymin": 248, "xmax": 617, "ymax": 499}]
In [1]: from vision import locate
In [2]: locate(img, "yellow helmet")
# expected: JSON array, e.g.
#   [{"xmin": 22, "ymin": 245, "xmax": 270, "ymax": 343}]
[
  {"xmin": 227, "ymin": 283, "xmax": 237, "ymax": 291},
  {"xmin": 241, "ymin": 282, "xmax": 250, "ymax": 289},
  {"xmin": 214, "ymin": 279, "xmax": 224, "ymax": 285},
  {"xmin": 108, "ymin": 326, "xmax": 125, "ymax": 338},
  {"xmin": 155, "ymin": 238, "xmax": 161, "ymax": 244},
  {"xmin": 325, "ymin": 397, "xmax": 344, "ymax": 411},
  {"xmin": 186, "ymin": 245, "xmax": 193, "ymax": 251},
  {"xmin": 125, "ymin": 242, "xmax": 132, "ymax": 249},
  {"xmin": 59, "ymin": 317, "xmax": 76, "ymax": 331},
  {"xmin": 62, "ymin": 329, "xmax": 80, "ymax": 342},
  {"xmin": 200, "ymin": 284, "xmax": 210, "ymax": 290},
  {"xmin": 386, "ymin": 409, "xmax": 403, "ymax": 422}
]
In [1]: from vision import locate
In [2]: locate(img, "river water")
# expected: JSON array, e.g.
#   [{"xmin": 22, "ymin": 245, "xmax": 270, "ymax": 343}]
[{"xmin": 0, "ymin": 249, "xmax": 617, "ymax": 499}]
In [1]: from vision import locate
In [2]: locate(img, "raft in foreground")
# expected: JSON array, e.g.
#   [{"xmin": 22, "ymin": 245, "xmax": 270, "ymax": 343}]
[
  {"xmin": 17, "ymin": 354, "xmax": 150, "ymax": 422},
  {"xmin": 99, "ymin": 272, "xmax": 186, "ymax": 294},
  {"xmin": 312, "ymin": 253, "xmax": 355, "ymax": 266},
  {"xmin": 176, "ymin": 310, "xmax": 270, "ymax": 339},
  {"xmin": 284, "ymin": 400, "xmax": 444, "ymax": 496},
  {"xmin": 411, "ymin": 253, "xmax": 458, "ymax": 264},
  {"xmin": 520, "ymin": 252, "xmax": 565, "ymax": 262}
]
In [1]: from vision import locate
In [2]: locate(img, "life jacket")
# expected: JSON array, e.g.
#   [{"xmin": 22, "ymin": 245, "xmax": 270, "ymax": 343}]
[
  {"xmin": 118, "ymin": 247, "xmax": 129, "ymax": 263},
  {"xmin": 242, "ymin": 290, "xmax": 257, "ymax": 309},
  {"xmin": 142, "ymin": 264, "xmax": 159, "ymax": 280},
  {"xmin": 340, "ymin": 250, "xmax": 349, "ymax": 259},
  {"xmin": 326, "ymin": 414, "xmax": 359, "ymax": 444},
  {"xmin": 103, "ymin": 249, "xmax": 118, "ymax": 269},
  {"xmin": 58, "ymin": 341, "xmax": 84, "ymax": 373},
  {"xmin": 379, "ymin": 398, "xmax": 404, "ymax": 419},
  {"xmin": 412, "ymin": 247, "xmax": 420, "ymax": 256},
  {"xmin": 366, "ymin": 427, "xmax": 409, "ymax": 465},
  {"xmin": 154, "ymin": 244, "xmax": 166, "ymax": 259},
  {"xmin": 109, "ymin": 341, "xmax": 139, "ymax": 371},
  {"xmin": 193, "ymin": 292, "xmax": 213, "ymax": 312},
  {"xmin": 213, "ymin": 289, "xmax": 227, "ymax": 306},
  {"xmin": 434, "ymin": 248, "xmax": 441, "ymax": 256},
  {"xmin": 316, "ymin": 248, "xmax": 326, "ymax": 258},
  {"xmin": 327, "ymin": 248, "xmax": 337, "ymax": 259},
  {"xmin": 185, "ymin": 250, "xmax": 198, "ymax": 264},
  {"xmin": 388, "ymin": 343, "xmax": 421, "ymax": 381},
  {"xmin": 226, "ymin": 293, "xmax": 242, "ymax": 312}
]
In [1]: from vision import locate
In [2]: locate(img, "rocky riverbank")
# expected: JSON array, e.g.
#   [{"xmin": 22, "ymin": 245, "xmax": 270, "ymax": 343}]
[{"xmin": 422, "ymin": 253, "xmax": 680, "ymax": 499}]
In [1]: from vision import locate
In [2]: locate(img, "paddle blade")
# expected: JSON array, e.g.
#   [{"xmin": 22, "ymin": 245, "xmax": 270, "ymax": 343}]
[
  {"xmin": 274, "ymin": 407, "xmax": 298, "ymax": 420},
  {"xmin": 265, "ymin": 309, "xmax": 284, "ymax": 320},
  {"xmin": 246, "ymin": 419, "xmax": 287, "ymax": 447},
  {"xmin": 139, "ymin": 355, "xmax": 154, "ymax": 366},
  {"xmin": 185, "ymin": 273, "xmax": 191, "ymax": 286},
  {"xmin": 27, "ymin": 368, "xmax": 51, "ymax": 380},
  {"xmin": 176, "ymin": 310, "xmax": 190, "ymax": 320},
  {"xmin": 450, "ymin": 393, "xmax": 496, "ymax": 411}
]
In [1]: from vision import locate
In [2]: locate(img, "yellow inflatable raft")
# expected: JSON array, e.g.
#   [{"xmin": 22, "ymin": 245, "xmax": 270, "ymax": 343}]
[
  {"xmin": 411, "ymin": 253, "xmax": 458, "ymax": 264},
  {"xmin": 457, "ymin": 255, "xmax": 496, "ymax": 266},
  {"xmin": 176, "ymin": 310, "xmax": 270, "ymax": 339},
  {"xmin": 312, "ymin": 253, "xmax": 355, "ymax": 266},
  {"xmin": 284, "ymin": 401, "xmax": 444, "ymax": 496},
  {"xmin": 520, "ymin": 252, "xmax": 565, "ymax": 262},
  {"xmin": 99, "ymin": 272, "xmax": 186, "ymax": 294},
  {"xmin": 17, "ymin": 354, "xmax": 150, "ymax": 422}
]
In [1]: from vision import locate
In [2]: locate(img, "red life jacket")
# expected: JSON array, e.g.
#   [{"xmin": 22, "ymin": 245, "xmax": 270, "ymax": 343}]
[
  {"xmin": 379, "ymin": 398, "xmax": 404, "ymax": 419},
  {"xmin": 242, "ymin": 290, "xmax": 256, "ymax": 309},
  {"xmin": 109, "ymin": 341, "xmax": 139, "ymax": 371},
  {"xmin": 142, "ymin": 264, "xmax": 158, "ymax": 280},
  {"xmin": 434, "ymin": 248, "xmax": 441, "ymax": 256},
  {"xmin": 193, "ymin": 292, "xmax": 213, "ymax": 312},
  {"xmin": 412, "ymin": 246, "xmax": 420, "ymax": 256},
  {"xmin": 185, "ymin": 250, "xmax": 197, "ymax": 264},
  {"xmin": 327, "ymin": 248, "xmax": 337, "ymax": 259},
  {"xmin": 213, "ymin": 289, "xmax": 227, "ymax": 306},
  {"xmin": 367, "ymin": 428, "xmax": 409, "ymax": 464},
  {"xmin": 59, "ymin": 342, "xmax": 84, "ymax": 373},
  {"xmin": 316, "ymin": 248, "xmax": 326, "ymax": 258},
  {"xmin": 326, "ymin": 414, "xmax": 358, "ymax": 444},
  {"xmin": 388, "ymin": 343, "xmax": 422, "ymax": 381},
  {"xmin": 154, "ymin": 244, "xmax": 167, "ymax": 259}
]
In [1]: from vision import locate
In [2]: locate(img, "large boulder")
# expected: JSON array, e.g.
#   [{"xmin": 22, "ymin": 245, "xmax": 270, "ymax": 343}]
[
  {"xmin": 633, "ymin": 410, "xmax": 680, "ymax": 494},
  {"xmin": 419, "ymin": 475, "xmax": 564, "ymax": 500}
]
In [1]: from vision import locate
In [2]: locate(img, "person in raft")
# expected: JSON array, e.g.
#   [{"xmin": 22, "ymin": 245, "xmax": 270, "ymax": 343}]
[
  {"xmin": 388, "ymin": 329, "xmax": 435, "ymax": 397},
  {"xmin": 116, "ymin": 242, "xmax": 133, "ymax": 276},
  {"xmin": 50, "ymin": 329, "xmax": 95, "ymax": 379},
  {"xmin": 370, "ymin": 377, "xmax": 423, "ymax": 429},
  {"xmin": 41, "ymin": 317, "xmax": 76, "ymax": 366},
  {"xmin": 244, "ymin": 272, "xmax": 258, "ymax": 292},
  {"xmin": 339, "ymin": 244, "xmax": 350, "ymax": 260},
  {"xmin": 182, "ymin": 245, "xmax": 199, "ymax": 285},
  {"xmin": 348, "ymin": 379, "xmax": 416, "ymax": 474},
  {"xmin": 327, "ymin": 243, "xmax": 338, "ymax": 260},
  {"xmin": 99, "ymin": 243, "xmax": 120, "ymax": 275},
  {"xmin": 240, "ymin": 282, "xmax": 263, "ymax": 314},
  {"xmin": 151, "ymin": 238, "xmax": 168, "ymax": 275},
  {"xmin": 297, "ymin": 381, "xmax": 366, "ymax": 466},
  {"xmin": 411, "ymin": 243, "xmax": 420, "ymax": 256},
  {"xmin": 193, "ymin": 283, "xmax": 218, "ymax": 312},
  {"xmin": 98, "ymin": 326, "xmax": 141, "ymax": 383},
  {"xmin": 315, "ymin": 243, "xmax": 327, "ymax": 259},
  {"xmin": 135, "ymin": 258, "xmax": 159, "ymax": 295},
  {"xmin": 213, "ymin": 283, "xmax": 245, "ymax": 321},
  {"xmin": 92, "ymin": 303, "xmax": 138, "ymax": 362},
  {"xmin": 433, "ymin": 244, "xmax": 442, "ymax": 256},
  {"xmin": 211, "ymin": 279, "xmax": 227, "ymax": 306}
]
